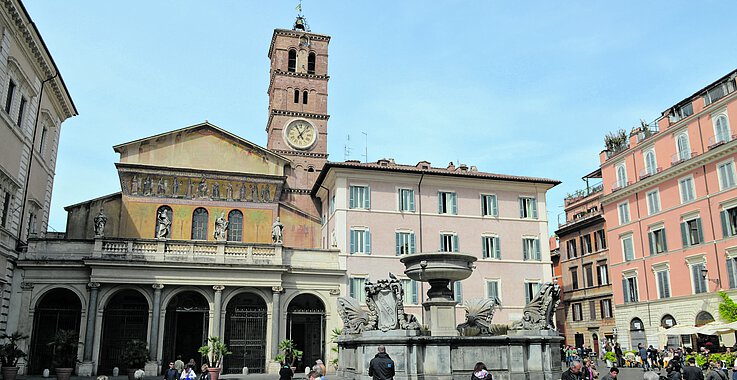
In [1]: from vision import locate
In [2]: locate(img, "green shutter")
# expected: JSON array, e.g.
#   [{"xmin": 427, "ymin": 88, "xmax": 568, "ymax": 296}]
[
  {"xmin": 365, "ymin": 230, "xmax": 371, "ymax": 254},
  {"xmin": 439, "ymin": 234, "xmax": 444, "ymax": 251},
  {"xmin": 411, "ymin": 281, "xmax": 418, "ymax": 304},
  {"xmin": 492, "ymin": 195, "xmax": 498, "ymax": 216},
  {"xmin": 722, "ymin": 210, "xmax": 730, "ymax": 238},
  {"xmin": 395, "ymin": 232, "xmax": 401, "ymax": 256},
  {"xmin": 495, "ymin": 237, "xmax": 501, "ymax": 259},
  {"xmin": 728, "ymin": 258, "xmax": 736, "ymax": 289},
  {"xmin": 453, "ymin": 235, "xmax": 459, "ymax": 252},
  {"xmin": 534, "ymin": 239, "xmax": 541, "ymax": 260},
  {"xmin": 438, "ymin": 192, "xmax": 443, "ymax": 213},
  {"xmin": 661, "ymin": 229, "xmax": 668, "ymax": 252},
  {"xmin": 622, "ymin": 278, "xmax": 630, "ymax": 303},
  {"xmin": 451, "ymin": 193, "xmax": 457, "ymax": 215},
  {"xmin": 409, "ymin": 190, "xmax": 415, "ymax": 211},
  {"xmin": 696, "ymin": 218, "xmax": 704, "ymax": 244},
  {"xmin": 365, "ymin": 187, "xmax": 371, "ymax": 209},
  {"xmin": 523, "ymin": 239, "xmax": 528, "ymax": 260},
  {"xmin": 410, "ymin": 233, "xmax": 416, "ymax": 254},
  {"xmin": 397, "ymin": 189, "xmax": 402, "ymax": 210},
  {"xmin": 531, "ymin": 199, "xmax": 538, "ymax": 219},
  {"xmin": 648, "ymin": 232, "xmax": 654, "ymax": 255},
  {"xmin": 519, "ymin": 198, "xmax": 525, "ymax": 218},
  {"xmin": 349, "ymin": 187, "xmax": 355, "ymax": 208},
  {"xmin": 681, "ymin": 222, "xmax": 689, "ymax": 247},
  {"xmin": 349, "ymin": 279, "xmax": 356, "ymax": 299},
  {"xmin": 482, "ymin": 237, "xmax": 488, "ymax": 258},
  {"xmin": 349, "ymin": 230, "xmax": 356, "ymax": 254}
]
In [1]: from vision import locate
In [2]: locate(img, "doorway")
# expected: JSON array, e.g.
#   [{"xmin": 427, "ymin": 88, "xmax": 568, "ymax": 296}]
[
  {"xmin": 162, "ymin": 291, "xmax": 209, "ymax": 367},
  {"xmin": 28, "ymin": 288, "xmax": 82, "ymax": 374},
  {"xmin": 224, "ymin": 292, "xmax": 267, "ymax": 374},
  {"xmin": 98, "ymin": 290, "xmax": 149, "ymax": 375},
  {"xmin": 287, "ymin": 294, "xmax": 325, "ymax": 371}
]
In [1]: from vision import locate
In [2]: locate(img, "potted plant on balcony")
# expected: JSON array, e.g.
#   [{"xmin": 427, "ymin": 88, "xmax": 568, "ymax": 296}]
[
  {"xmin": 47, "ymin": 330, "xmax": 81, "ymax": 380},
  {"xmin": 0, "ymin": 332, "xmax": 29, "ymax": 380},
  {"xmin": 198, "ymin": 337, "xmax": 231, "ymax": 380},
  {"xmin": 121, "ymin": 340, "xmax": 150, "ymax": 380}
]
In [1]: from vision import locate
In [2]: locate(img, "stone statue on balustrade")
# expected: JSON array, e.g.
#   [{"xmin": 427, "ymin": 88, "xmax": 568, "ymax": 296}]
[
  {"xmin": 156, "ymin": 209, "xmax": 171, "ymax": 239},
  {"xmin": 271, "ymin": 217, "xmax": 284, "ymax": 244},
  {"xmin": 93, "ymin": 209, "xmax": 107, "ymax": 237},
  {"xmin": 337, "ymin": 273, "xmax": 419, "ymax": 334},
  {"xmin": 214, "ymin": 212, "xmax": 228, "ymax": 241},
  {"xmin": 509, "ymin": 281, "xmax": 560, "ymax": 331}
]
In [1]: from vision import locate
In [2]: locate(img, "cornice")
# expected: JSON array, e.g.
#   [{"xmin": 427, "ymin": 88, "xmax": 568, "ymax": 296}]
[
  {"xmin": 267, "ymin": 70, "xmax": 329, "ymax": 96},
  {"xmin": 268, "ymin": 29, "xmax": 330, "ymax": 58},
  {"xmin": 266, "ymin": 109, "xmax": 330, "ymax": 131},
  {"xmin": 270, "ymin": 149, "xmax": 328, "ymax": 159}
]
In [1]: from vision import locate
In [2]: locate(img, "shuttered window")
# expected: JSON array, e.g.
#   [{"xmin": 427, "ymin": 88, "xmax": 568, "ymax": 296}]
[
  {"xmin": 690, "ymin": 263, "xmax": 707, "ymax": 294},
  {"xmin": 398, "ymin": 189, "xmax": 415, "ymax": 211},
  {"xmin": 482, "ymin": 236, "xmax": 501, "ymax": 259},
  {"xmin": 349, "ymin": 228, "xmax": 371, "ymax": 254},
  {"xmin": 349, "ymin": 186, "xmax": 370, "ymax": 209},
  {"xmin": 519, "ymin": 197, "xmax": 538, "ymax": 219},
  {"xmin": 486, "ymin": 280, "xmax": 500, "ymax": 301},
  {"xmin": 523, "ymin": 238, "xmax": 541, "ymax": 261},
  {"xmin": 395, "ymin": 231, "xmax": 416, "ymax": 255},
  {"xmin": 438, "ymin": 192, "xmax": 457, "ymax": 214},
  {"xmin": 481, "ymin": 194, "xmax": 498, "ymax": 216},
  {"xmin": 680, "ymin": 218, "xmax": 704, "ymax": 247},
  {"xmin": 656, "ymin": 270, "xmax": 670, "ymax": 299}
]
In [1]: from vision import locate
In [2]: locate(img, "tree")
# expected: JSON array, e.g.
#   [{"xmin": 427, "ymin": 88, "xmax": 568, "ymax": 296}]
[{"xmin": 718, "ymin": 291, "xmax": 737, "ymax": 322}]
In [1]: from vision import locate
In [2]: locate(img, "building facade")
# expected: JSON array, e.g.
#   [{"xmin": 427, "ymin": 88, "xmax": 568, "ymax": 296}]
[
  {"xmin": 601, "ymin": 69, "xmax": 737, "ymax": 350},
  {"xmin": 0, "ymin": 0, "xmax": 76, "ymax": 334},
  {"xmin": 555, "ymin": 170, "xmax": 615, "ymax": 353}
]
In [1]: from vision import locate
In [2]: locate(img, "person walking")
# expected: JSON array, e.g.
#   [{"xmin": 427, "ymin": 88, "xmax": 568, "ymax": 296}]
[
  {"xmin": 683, "ymin": 357, "xmax": 705, "ymax": 380},
  {"xmin": 199, "ymin": 364, "xmax": 210, "ymax": 380},
  {"xmin": 278, "ymin": 361, "xmax": 293, "ymax": 380},
  {"xmin": 180, "ymin": 365, "xmax": 197, "ymax": 380},
  {"xmin": 600, "ymin": 367, "xmax": 618, "ymax": 380},
  {"xmin": 368, "ymin": 345, "xmax": 395, "ymax": 380},
  {"xmin": 706, "ymin": 361, "xmax": 728, "ymax": 380},
  {"xmin": 665, "ymin": 363, "xmax": 683, "ymax": 380},
  {"xmin": 638, "ymin": 344, "xmax": 649, "ymax": 371},
  {"xmin": 174, "ymin": 356, "xmax": 185, "ymax": 378},
  {"xmin": 313, "ymin": 359, "xmax": 326, "ymax": 378},
  {"xmin": 471, "ymin": 362, "xmax": 492, "ymax": 380},
  {"xmin": 614, "ymin": 344, "xmax": 623, "ymax": 368},
  {"xmin": 562, "ymin": 360, "xmax": 583, "ymax": 380},
  {"xmin": 164, "ymin": 362, "xmax": 179, "ymax": 380}
]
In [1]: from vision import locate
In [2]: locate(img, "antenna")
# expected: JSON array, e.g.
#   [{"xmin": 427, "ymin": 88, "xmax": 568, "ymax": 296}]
[
  {"xmin": 344, "ymin": 134, "xmax": 352, "ymax": 161},
  {"xmin": 362, "ymin": 131, "xmax": 368, "ymax": 163}
]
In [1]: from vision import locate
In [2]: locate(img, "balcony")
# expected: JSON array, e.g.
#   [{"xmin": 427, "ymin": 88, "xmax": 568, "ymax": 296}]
[
  {"xmin": 564, "ymin": 182, "xmax": 603, "ymax": 206},
  {"xmin": 708, "ymin": 134, "xmax": 737, "ymax": 150},
  {"xmin": 639, "ymin": 167, "xmax": 663, "ymax": 180},
  {"xmin": 558, "ymin": 208, "xmax": 603, "ymax": 229},
  {"xmin": 611, "ymin": 180, "xmax": 631, "ymax": 192},
  {"xmin": 671, "ymin": 151, "xmax": 699, "ymax": 167}
]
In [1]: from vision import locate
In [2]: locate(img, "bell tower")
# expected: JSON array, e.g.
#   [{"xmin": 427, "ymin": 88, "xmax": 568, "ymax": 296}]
[{"xmin": 266, "ymin": 17, "xmax": 330, "ymax": 216}]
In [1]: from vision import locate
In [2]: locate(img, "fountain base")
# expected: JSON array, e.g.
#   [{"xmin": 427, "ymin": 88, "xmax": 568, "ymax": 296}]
[{"xmin": 423, "ymin": 299, "xmax": 459, "ymax": 336}]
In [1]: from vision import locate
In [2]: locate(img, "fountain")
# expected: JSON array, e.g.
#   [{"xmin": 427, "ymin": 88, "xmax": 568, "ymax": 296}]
[{"xmin": 335, "ymin": 252, "xmax": 563, "ymax": 380}]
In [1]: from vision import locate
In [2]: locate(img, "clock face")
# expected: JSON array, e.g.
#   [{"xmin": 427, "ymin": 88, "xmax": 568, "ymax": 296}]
[{"xmin": 285, "ymin": 120, "xmax": 317, "ymax": 149}]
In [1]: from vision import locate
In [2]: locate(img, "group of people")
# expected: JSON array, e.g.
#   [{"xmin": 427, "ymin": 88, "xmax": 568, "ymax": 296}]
[
  {"xmin": 163, "ymin": 356, "xmax": 211, "ymax": 380},
  {"xmin": 360, "ymin": 345, "xmax": 495, "ymax": 380},
  {"xmin": 278, "ymin": 357, "xmax": 328, "ymax": 380},
  {"xmin": 564, "ymin": 345, "xmax": 598, "ymax": 367},
  {"xmin": 561, "ymin": 358, "xmax": 603, "ymax": 380}
]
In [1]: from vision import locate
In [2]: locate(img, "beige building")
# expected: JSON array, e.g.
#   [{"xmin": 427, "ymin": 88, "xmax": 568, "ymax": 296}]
[{"xmin": 0, "ymin": 0, "xmax": 76, "ymax": 333}]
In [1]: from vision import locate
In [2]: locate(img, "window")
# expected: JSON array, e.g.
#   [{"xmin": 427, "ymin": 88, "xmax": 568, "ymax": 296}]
[
  {"xmin": 438, "ymin": 191, "xmax": 457, "ymax": 214},
  {"xmin": 676, "ymin": 133, "xmax": 691, "ymax": 161},
  {"xmin": 16, "ymin": 97, "xmax": 25, "ymax": 126},
  {"xmin": 440, "ymin": 233, "xmax": 459, "ymax": 252},
  {"xmin": 398, "ymin": 189, "xmax": 415, "ymax": 211},
  {"xmin": 330, "ymin": 194, "xmax": 335, "ymax": 214},
  {"xmin": 191, "ymin": 207, "xmax": 209, "ymax": 240},
  {"xmin": 644, "ymin": 150, "xmax": 657, "ymax": 175},
  {"xmin": 486, "ymin": 280, "xmax": 500, "ymax": 301},
  {"xmin": 570, "ymin": 268, "xmax": 579, "ymax": 290},
  {"xmin": 670, "ymin": 102, "xmax": 693, "ymax": 122},
  {"xmin": 349, "ymin": 228, "xmax": 371, "ymax": 254},
  {"xmin": 597, "ymin": 263, "xmax": 609, "ymax": 286},
  {"xmin": 721, "ymin": 205, "xmax": 737, "ymax": 238},
  {"xmin": 594, "ymin": 229, "xmax": 607, "ymax": 251},
  {"xmin": 155, "ymin": 206, "xmax": 173, "ymax": 239},
  {"xmin": 453, "ymin": 281, "xmax": 463, "ymax": 304},
  {"xmin": 679, "ymin": 176, "xmax": 696, "ymax": 203},
  {"xmin": 522, "ymin": 237, "xmax": 541, "ymax": 261},
  {"xmin": 690, "ymin": 262, "xmax": 707, "ymax": 294},
  {"xmin": 580, "ymin": 234, "xmax": 592, "ymax": 255},
  {"xmin": 621, "ymin": 235, "xmax": 635, "ymax": 261},
  {"xmin": 293, "ymin": 89, "xmax": 299, "ymax": 103},
  {"xmin": 648, "ymin": 227, "xmax": 667, "ymax": 255},
  {"xmin": 38, "ymin": 127, "xmax": 48, "ymax": 154},
  {"xmin": 572, "ymin": 303, "xmax": 583, "ymax": 321},
  {"xmin": 681, "ymin": 217, "xmax": 704, "ymax": 247},
  {"xmin": 584, "ymin": 264, "xmax": 594, "ymax": 288},
  {"xmin": 227, "ymin": 210, "xmax": 243, "ymax": 242},
  {"xmin": 718, "ymin": 161, "xmax": 737, "ymax": 190},
  {"xmin": 519, "ymin": 197, "xmax": 538, "ymax": 219},
  {"xmin": 1, "ymin": 191, "xmax": 11, "ymax": 227},
  {"xmin": 726, "ymin": 257, "xmax": 737, "ymax": 289},
  {"xmin": 482, "ymin": 236, "xmax": 500, "ymax": 259},
  {"xmin": 616, "ymin": 164, "xmax": 627, "ymax": 188},
  {"xmin": 302, "ymin": 91, "xmax": 308, "ymax": 104},
  {"xmin": 395, "ymin": 231, "xmax": 416, "ymax": 255},
  {"xmin": 655, "ymin": 269, "xmax": 671, "ymax": 299},
  {"xmin": 349, "ymin": 277, "xmax": 366, "ymax": 303},
  {"xmin": 622, "ymin": 275, "xmax": 638, "ymax": 303},
  {"xmin": 646, "ymin": 190, "xmax": 661, "ymax": 215},
  {"xmin": 589, "ymin": 301, "xmax": 597, "ymax": 320},
  {"xmin": 618, "ymin": 202, "xmax": 630, "ymax": 225},
  {"xmin": 288, "ymin": 49, "xmax": 296, "ymax": 72},
  {"xmin": 349, "ymin": 186, "xmax": 370, "ymax": 209},
  {"xmin": 715, "ymin": 115, "xmax": 731, "ymax": 143},
  {"xmin": 401, "ymin": 279, "xmax": 419, "ymax": 305},
  {"xmin": 704, "ymin": 79, "xmax": 736, "ymax": 105},
  {"xmin": 307, "ymin": 52, "xmax": 316, "ymax": 74},
  {"xmin": 600, "ymin": 299, "xmax": 612, "ymax": 319},
  {"xmin": 27, "ymin": 211, "xmax": 36, "ymax": 237},
  {"xmin": 5, "ymin": 80, "xmax": 14, "ymax": 113},
  {"xmin": 525, "ymin": 282, "xmax": 542, "ymax": 304},
  {"xmin": 566, "ymin": 239, "xmax": 577, "ymax": 259},
  {"xmin": 481, "ymin": 194, "xmax": 498, "ymax": 216}
]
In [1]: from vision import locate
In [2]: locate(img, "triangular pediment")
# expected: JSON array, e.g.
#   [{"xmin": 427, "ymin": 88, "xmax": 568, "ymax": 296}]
[{"xmin": 113, "ymin": 122, "xmax": 290, "ymax": 176}]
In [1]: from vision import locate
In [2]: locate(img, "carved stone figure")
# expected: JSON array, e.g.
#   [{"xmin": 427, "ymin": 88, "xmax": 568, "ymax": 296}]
[
  {"xmin": 337, "ymin": 297, "xmax": 371, "ymax": 334},
  {"xmin": 157, "ymin": 177, "xmax": 166, "ymax": 195},
  {"xmin": 251, "ymin": 183, "xmax": 258, "ymax": 202},
  {"xmin": 239, "ymin": 182, "xmax": 247, "ymax": 200},
  {"xmin": 198, "ymin": 178, "xmax": 208, "ymax": 197},
  {"xmin": 130, "ymin": 175, "xmax": 139, "ymax": 194},
  {"xmin": 188, "ymin": 179, "xmax": 194, "ymax": 197},
  {"xmin": 143, "ymin": 176, "xmax": 152, "ymax": 196},
  {"xmin": 214, "ymin": 212, "xmax": 228, "ymax": 241},
  {"xmin": 271, "ymin": 217, "xmax": 284, "ymax": 244},
  {"xmin": 93, "ymin": 209, "xmax": 107, "ymax": 237},
  {"xmin": 226, "ymin": 183, "xmax": 233, "ymax": 199},
  {"xmin": 457, "ymin": 298, "xmax": 501, "ymax": 336},
  {"xmin": 212, "ymin": 182, "xmax": 220, "ymax": 198},
  {"xmin": 156, "ymin": 209, "xmax": 171, "ymax": 239},
  {"xmin": 331, "ymin": 230, "xmax": 337, "ymax": 247},
  {"xmin": 172, "ymin": 177, "xmax": 180, "ymax": 196},
  {"xmin": 262, "ymin": 184, "xmax": 271, "ymax": 202},
  {"xmin": 364, "ymin": 273, "xmax": 420, "ymax": 332},
  {"xmin": 510, "ymin": 281, "xmax": 561, "ymax": 331}
]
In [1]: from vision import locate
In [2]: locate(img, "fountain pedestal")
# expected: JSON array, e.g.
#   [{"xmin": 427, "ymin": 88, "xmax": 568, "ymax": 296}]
[{"xmin": 423, "ymin": 299, "xmax": 458, "ymax": 336}]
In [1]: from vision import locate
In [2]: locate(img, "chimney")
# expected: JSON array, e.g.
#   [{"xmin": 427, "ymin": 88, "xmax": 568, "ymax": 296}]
[
  {"xmin": 447, "ymin": 162, "xmax": 455, "ymax": 171},
  {"xmin": 459, "ymin": 164, "xmax": 468, "ymax": 172}
]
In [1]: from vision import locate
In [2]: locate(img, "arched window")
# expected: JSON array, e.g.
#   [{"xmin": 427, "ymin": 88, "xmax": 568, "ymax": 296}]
[
  {"xmin": 294, "ymin": 89, "xmax": 300, "ymax": 103},
  {"xmin": 630, "ymin": 317, "xmax": 644, "ymax": 331},
  {"xmin": 661, "ymin": 314, "xmax": 677, "ymax": 329},
  {"xmin": 616, "ymin": 165, "xmax": 627, "ymax": 187},
  {"xmin": 677, "ymin": 133, "xmax": 690, "ymax": 160},
  {"xmin": 155, "ymin": 205, "xmax": 173, "ymax": 239},
  {"xmin": 695, "ymin": 311, "xmax": 715, "ymax": 327},
  {"xmin": 715, "ymin": 115, "xmax": 730, "ymax": 143},
  {"xmin": 191, "ymin": 208, "xmax": 209, "ymax": 240},
  {"xmin": 227, "ymin": 210, "xmax": 243, "ymax": 242},
  {"xmin": 288, "ymin": 49, "xmax": 296, "ymax": 73},
  {"xmin": 303, "ymin": 91, "xmax": 308, "ymax": 105},
  {"xmin": 629, "ymin": 317, "xmax": 646, "ymax": 348},
  {"xmin": 307, "ymin": 52, "xmax": 316, "ymax": 74},
  {"xmin": 644, "ymin": 150, "xmax": 657, "ymax": 175}
]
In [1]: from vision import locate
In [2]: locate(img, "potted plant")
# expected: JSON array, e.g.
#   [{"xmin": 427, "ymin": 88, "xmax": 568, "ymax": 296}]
[
  {"xmin": 603, "ymin": 351, "xmax": 616, "ymax": 368},
  {"xmin": 47, "ymin": 330, "xmax": 81, "ymax": 380},
  {"xmin": 0, "ymin": 332, "xmax": 29, "ymax": 380},
  {"xmin": 198, "ymin": 336, "xmax": 232, "ymax": 380},
  {"xmin": 276, "ymin": 340, "xmax": 302, "ymax": 372},
  {"xmin": 121, "ymin": 340, "xmax": 150, "ymax": 380}
]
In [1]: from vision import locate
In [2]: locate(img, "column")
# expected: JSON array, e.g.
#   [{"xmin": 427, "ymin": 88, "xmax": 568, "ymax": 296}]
[
  {"xmin": 83, "ymin": 282, "xmax": 100, "ymax": 361},
  {"xmin": 149, "ymin": 284, "xmax": 164, "ymax": 361},
  {"xmin": 212, "ymin": 285, "xmax": 225, "ymax": 338},
  {"xmin": 271, "ymin": 286, "xmax": 283, "ymax": 358}
]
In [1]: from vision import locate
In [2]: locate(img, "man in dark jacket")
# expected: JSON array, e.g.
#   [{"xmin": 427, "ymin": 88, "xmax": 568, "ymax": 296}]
[
  {"xmin": 561, "ymin": 360, "xmax": 583, "ymax": 380},
  {"xmin": 369, "ymin": 346, "xmax": 395, "ymax": 380},
  {"xmin": 683, "ymin": 357, "xmax": 705, "ymax": 380}
]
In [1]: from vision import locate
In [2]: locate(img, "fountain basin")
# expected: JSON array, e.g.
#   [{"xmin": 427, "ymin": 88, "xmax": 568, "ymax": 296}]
[{"xmin": 400, "ymin": 252, "xmax": 477, "ymax": 301}]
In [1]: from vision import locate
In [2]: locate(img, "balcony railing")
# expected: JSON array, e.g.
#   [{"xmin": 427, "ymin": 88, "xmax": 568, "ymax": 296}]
[
  {"xmin": 611, "ymin": 180, "xmax": 631, "ymax": 192},
  {"xmin": 708, "ymin": 134, "xmax": 737, "ymax": 150},
  {"xmin": 564, "ymin": 182, "xmax": 603, "ymax": 205},
  {"xmin": 639, "ymin": 167, "xmax": 663, "ymax": 180},
  {"xmin": 558, "ymin": 209, "xmax": 603, "ymax": 229},
  {"xmin": 671, "ymin": 151, "xmax": 699, "ymax": 167}
]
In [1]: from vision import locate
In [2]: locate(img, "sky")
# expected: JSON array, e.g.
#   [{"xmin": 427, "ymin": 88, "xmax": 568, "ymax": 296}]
[{"xmin": 22, "ymin": 0, "xmax": 737, "ymax": 235}]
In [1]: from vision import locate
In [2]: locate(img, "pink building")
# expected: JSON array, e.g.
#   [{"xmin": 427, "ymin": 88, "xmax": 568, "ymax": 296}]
[
  {"xmin": 600, "ymin": 69, "xmax": 737, "ymax": 349},
  {"xmin": 313, "ymin": 159, "xmax": 559, "ymax": 322}
]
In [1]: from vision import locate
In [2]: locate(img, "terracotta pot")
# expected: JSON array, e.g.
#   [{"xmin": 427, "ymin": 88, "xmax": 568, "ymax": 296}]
[
  {"xmin": 55, "ymin": 367, "xmax": 74, "ymax": 380},
  {"xmin": 1, "ymin": 366, "xmax": 19, "ymax": 380},
  {"xmin": 127, "ymin": 368, "xmax": 137, "ymax": 380},
  {"xmin": 207, "ymin": 366, "xmax": 222, "ymax": 380}
]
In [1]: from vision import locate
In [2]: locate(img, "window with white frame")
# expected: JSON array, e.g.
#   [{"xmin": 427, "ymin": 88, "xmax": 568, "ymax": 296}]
[
  {"xmin": 349, "ymin": 228, "xmax": 371, "ymax": 254},
  {"xmin": 440, "ymin": 232, "xmax": 459, "ymax": 252},
  {"xmin": 618, "ymin": 202, "xmax": 630, "ymax": 225},
  {"xmin": 648, "ymin": 226, "xmax": 667, "ymax": 255},
  {"xmin": 726, "ymin": 255, "xmax": 737, "ymax": 289},
  {"xmin": 486, "ymin": 280, "xmax": 500, "ymax": 302},
  {"xmin": 330, "ymin": 194, "xmax": 335, "ymax": 214},
  {"xmin": 644, "ymin": 150, "xmax": 657, "ymax": 175},
  {"xmin": 395, "ymin": 231, "xmax": 416, "ymax": 255},
  {"xmin": 524, "ymin": 282, "xmax": 542, "ymax": 304},
  {"xmin": 715, "ymin": 114, "xmax": 731, "ymax": 143},
  {"xmin": 349, "ymin": 185, "xmax": 370, "ymax": 209},
  {"xmin": 676, "ymin": 133, "xmax": 691, "ymax": 161},
  {"xmin": 600, "ymin": 299, "xmax": 613, "ymax": 319},
  {"xmin": 349, "ymin": 277, "xmax": 367, "ymax": 303},
  {"xmin": 679, "ymin": 176, "xmax": 696, "ymax": 203},
  {"xmin": 597, "ymin": 263, "xmax": 609, "ymax": 285},
  {"xmin": 654, "ymin": 267, "xmax": 671, "ymax": 299},
  {"xmin": 482, "ymin": 235, "xmax": 500, "ymax": 259},
  {"xmin": 621, "ymin": 234, "xmax": 635, "ymax": 262},
  {"xmin": 438, "ymin": 191, "xmax": 457, "ymax": 214},
  {"xmin": 689, "ymin": 261, "xmax": 708, "ymax": 294},
  {"xmin": 453, "ymin": 281, "xmax": 463, "ymax": 304},
  {"xmin": 616, "ymin": 164, "xmax": 627, "ymax": 188},
  {"xmin": 646, "ymin": 189, "xmax": 661, "ymax": 215},
  {"xmin": 718, "ymin": 160, "xmax": 737, "ymax": 190},
  {"xmin": 519, "ymin": 197, "xmax": 538, "ymax": 219},
  {"xmin": 681, "ymin": 217, "xmax": 703, "ymax": 247},
  {"xmin": 572, "ymin": 303, "xmax": 583, "ymax": 321},
  {"xmin": 704, "ymin": 79, "xmax": 736, "ymax": 106},
  {"xmin": 481, "ymin": 194, "xmax": 498, "ymax": 216},
  {"xmin": 622, "ymin": 274, "xmax": 639, "ymax": 303},
  {"xmin": 401, "ymin": 279, "xmax": 419, "ymax": 305},
  {"xmin": 398, "ymin": 188, "xmax": 415, "ymax": 212},
  {"xmin": 522, "ymin": 237, "xmax": 541, "ymax": 261},
  {"xmin": 722, "ymin": 205, "xmax": 737, "ymax": 238}
]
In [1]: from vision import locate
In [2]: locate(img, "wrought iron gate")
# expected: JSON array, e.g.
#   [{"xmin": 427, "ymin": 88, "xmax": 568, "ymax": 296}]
[
  {"xmin": 29, "ymin": 307, "xmax": 81, "ymax": 374},
  {"xmin": 224, "ymin": 307, "xmax": 267, "ymax": 374},
  {"xmin": 98, "ymin": 293, "xmax": 148, "ymax": 375}
]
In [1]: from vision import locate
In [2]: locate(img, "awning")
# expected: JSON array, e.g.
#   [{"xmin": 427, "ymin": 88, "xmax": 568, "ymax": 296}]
[
  {"xmin": 658, "ymin": 321, "xmax": 737, "ymax": 336},
  {"xmin": 658, "ymin": 324, "xmax": 702, "ymax": 336}
]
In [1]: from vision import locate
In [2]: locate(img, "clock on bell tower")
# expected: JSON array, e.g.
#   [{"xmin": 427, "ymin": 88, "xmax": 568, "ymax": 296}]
[{"xmin": 266, "ymin": 20, "xmax": 330, "ymax": 212}]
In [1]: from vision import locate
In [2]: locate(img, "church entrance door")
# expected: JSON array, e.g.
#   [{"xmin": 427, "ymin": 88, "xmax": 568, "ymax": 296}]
[
  {"xmin": 162, "ymin": 291, "xmax": 209, "ymax": 367},
  {"xmin": 28, "ymin": 289, "xmax": 82, "ymax": 374},
  {"xmin": 224, "ymin": 293, "xmax": 267, "ymax": 374},
  {"xmin": 98, "ymin": 290, "xmax": 149, "ymax": 375},
  {"xmin": 287, "ymin": 294, "xmax": 325, "ymax": 372}
]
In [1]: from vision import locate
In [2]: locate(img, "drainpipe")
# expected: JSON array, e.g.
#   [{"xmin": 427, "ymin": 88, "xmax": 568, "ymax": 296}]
[{"xmin": 16, "ymin": 73, "xmax": 57, "ymax": 252}]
